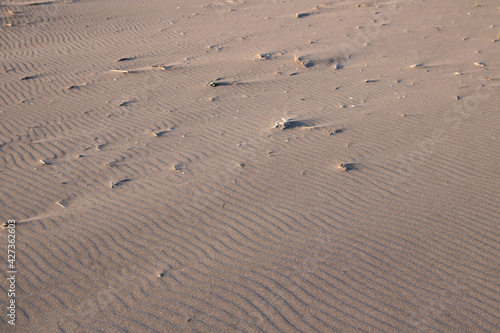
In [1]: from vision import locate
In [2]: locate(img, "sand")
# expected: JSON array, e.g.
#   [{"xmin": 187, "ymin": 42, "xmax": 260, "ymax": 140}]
[{"xmin": 1, "ymin": 0, "xmax": 499, "ymax": 331}]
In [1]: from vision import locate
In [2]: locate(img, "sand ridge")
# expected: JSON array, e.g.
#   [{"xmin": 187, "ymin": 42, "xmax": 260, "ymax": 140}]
[{"xmin": 0, "ymin": 0, "xmax": 499, "ymax": 331}]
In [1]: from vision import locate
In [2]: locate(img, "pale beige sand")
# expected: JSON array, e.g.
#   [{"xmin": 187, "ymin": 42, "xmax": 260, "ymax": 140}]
[{"xmin": 1, "ymin": 0, "xmax": 499, "ymax": 331}]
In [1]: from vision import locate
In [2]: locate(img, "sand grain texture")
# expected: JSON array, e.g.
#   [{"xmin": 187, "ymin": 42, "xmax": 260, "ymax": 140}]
[{"xmin": 1, "ymin": 0, "xmax": 499, "ymax": 332}]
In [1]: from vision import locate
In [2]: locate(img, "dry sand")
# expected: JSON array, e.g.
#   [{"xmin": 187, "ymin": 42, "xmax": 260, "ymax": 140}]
[{"xmin": 1, "ymin": 0, "xmax": 499, "ymax": 331}]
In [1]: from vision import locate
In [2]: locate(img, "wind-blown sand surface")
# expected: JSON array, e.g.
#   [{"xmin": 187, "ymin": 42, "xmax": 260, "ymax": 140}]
[{"xmin": 1, "ymin": 0, "xmax": 499, "ymax": 331}]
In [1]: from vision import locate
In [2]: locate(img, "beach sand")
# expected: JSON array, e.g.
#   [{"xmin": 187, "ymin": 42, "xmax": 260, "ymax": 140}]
[{"xmin": 1, "ymin": 0, "xmax": 499, "ymax": 331}]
